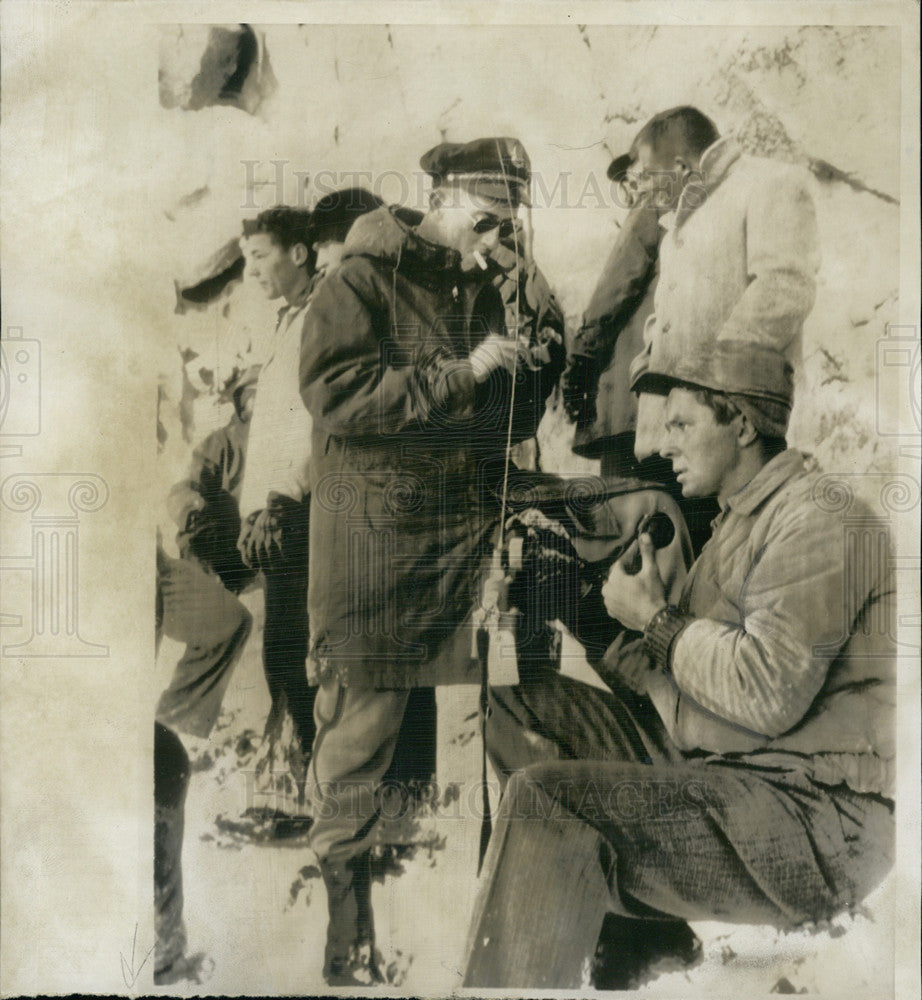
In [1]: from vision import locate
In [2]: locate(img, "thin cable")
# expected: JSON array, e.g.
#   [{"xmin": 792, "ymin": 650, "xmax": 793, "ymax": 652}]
[{"xmin": 495, "ymin": 141, "xmax": 523, "ymax": 553}]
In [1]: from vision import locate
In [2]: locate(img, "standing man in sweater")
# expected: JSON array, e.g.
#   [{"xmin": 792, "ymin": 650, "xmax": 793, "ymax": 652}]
[
  {"xmin": 238, "ymin": 197, "xmax": 385, "ymax": 800},
  {"xmin": 237, "ymin": 207, "xmax": 319, "ymax": 794}
]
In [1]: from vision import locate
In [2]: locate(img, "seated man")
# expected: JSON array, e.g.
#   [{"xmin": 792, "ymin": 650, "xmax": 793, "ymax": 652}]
[{"xmin": 464, "ymin": 341, "xmax": 895, "ymax": 990}]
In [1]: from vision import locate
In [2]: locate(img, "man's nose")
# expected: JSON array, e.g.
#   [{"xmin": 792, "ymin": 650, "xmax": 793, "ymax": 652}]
[{"xmin": 480, "ymin": 228, "xmax": 501, "ymax": 251}]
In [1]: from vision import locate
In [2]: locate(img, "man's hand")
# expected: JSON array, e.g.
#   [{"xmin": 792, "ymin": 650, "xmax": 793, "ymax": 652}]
[
  {"xmin": 559, "ymin": 354, "xmax": 597, "ymax": 423},
  {"xmin": 468, "ymin": 334, "xmax": 533, "ymax": 383},
  {"xmin": 237, "ymin": 507, "xmax": 283, "ymax": 570},
  {"xmin": 602, "ymin": 533, "xmax": 668, "ymax": 632}
]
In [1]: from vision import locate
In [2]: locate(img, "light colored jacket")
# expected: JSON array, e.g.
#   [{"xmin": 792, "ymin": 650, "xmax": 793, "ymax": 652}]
[
  {"xmin": 643, "ymin": 450, "xmax": 895, "ymax": 798},
  {"xmin": 238, "ymin": 289, "xmax": 315, "ymax": 518},
  {"xmin": 633, "ymin": 138, "xmax": 820, "ymax": 458}
]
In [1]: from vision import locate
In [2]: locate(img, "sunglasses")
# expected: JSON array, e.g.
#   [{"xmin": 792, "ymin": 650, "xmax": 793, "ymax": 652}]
[{"xmin": 471, "ymin": 214, "xmax": 519, "ymax": 239}]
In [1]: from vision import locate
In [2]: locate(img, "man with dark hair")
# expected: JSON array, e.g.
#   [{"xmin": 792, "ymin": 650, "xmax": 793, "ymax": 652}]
[
  {"xmin": 464, "ymin": 341, "xmax": 894, "ymax": 990},
  {"xmin": 241, "ymin": 205, "xmax": 316, "ymax": 263},
  {"xmin": 605, "ymin": 105, "xmax": 720, "ymax": 214},
  {"xmin": 236, "ymin": 205, "xmax": 320, "ymax": 800},
  {"xmin": 299, "ymin": 137, "xmax": 560, "ymax": 985},
  {"xmin": 309, "ymin": 187, "xmax": 384, "ymax": 277},
  {"xmin": 623, "ymin": 105, "xmax": 720, "ymax": 174},
  {"xmin": 603, "ymin": 106, "xmax": 820, "ymax": 463},
  {"xmin": 237, "ymin": 198, "xmax": 385, "ymax": 806}
]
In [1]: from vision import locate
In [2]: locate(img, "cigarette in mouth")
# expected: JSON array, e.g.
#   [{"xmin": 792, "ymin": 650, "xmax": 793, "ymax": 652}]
[{"xmin": 473, "ymin": 250, "xmax": 489, "ymax": 270}]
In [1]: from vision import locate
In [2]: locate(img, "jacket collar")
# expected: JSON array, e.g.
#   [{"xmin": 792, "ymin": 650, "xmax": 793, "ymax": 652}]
[
  {"xmin": 275, "ymin": 275, "xmax": 314, "ymax": 328},
  {"xmin": 674, "ymin": 136, "xmax": 743, "ymax": 229},
  {"xmin": 342, "ymin": 205, "xmax": 463, "ymax": 278},
  {"xmin": 723, "ymin": 448, "xmax": 806, "ymax": 518}
]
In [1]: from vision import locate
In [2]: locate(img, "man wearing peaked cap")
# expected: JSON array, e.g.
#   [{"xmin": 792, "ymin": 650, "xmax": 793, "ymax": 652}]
[
  {"xmin": 299, "ymin": 136, "xmax": 565, "ymax": 986},
  {"xmin": 421, "ymin": 137, "xmax": 566, "ymax": 464},
  {"xmin": 420, "ymin": 136, "xmax": 532, "ymax": 206},
  {"xmin": 465, "ymin": 340, "xmax": 894, "ymax": 989}
]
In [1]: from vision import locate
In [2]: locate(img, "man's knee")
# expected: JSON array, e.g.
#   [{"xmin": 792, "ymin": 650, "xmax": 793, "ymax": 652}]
[{"xmin": 501, "ymin": 764, "xmax": 568, "ymax": 822}]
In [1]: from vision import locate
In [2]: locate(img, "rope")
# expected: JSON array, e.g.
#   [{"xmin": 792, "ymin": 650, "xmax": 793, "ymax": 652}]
[
  {"xmin": 495, "ymin": 140, "xmax": 524, "ymax": 552},
  {"xmin": 475, "ymin": 141, "xmax": 528, "ymax": 875}
]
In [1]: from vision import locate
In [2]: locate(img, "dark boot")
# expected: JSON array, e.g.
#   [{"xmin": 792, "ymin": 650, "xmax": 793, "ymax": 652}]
[
  {"xmin": 591, "ymin": 914, "xmax": 702, "ymax": 990},
  {"xmin": 320, "ymin": 851, "xmax": 384, "ymax": 986},
  {"xmin": 154, "ymin": 723, "xmax": 191, "ymax": 981}
]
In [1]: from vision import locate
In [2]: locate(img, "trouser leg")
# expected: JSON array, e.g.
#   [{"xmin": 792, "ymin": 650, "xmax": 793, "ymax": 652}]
[
  {"xmin": 308, "ymin": 680, "xmax": 410, "ymax": 863},
  {"xmin": 463, "ymin": 769, "xmax": 611, "ymax": 988},
  {"xmin": 481, "ymin": 675, "xmax": 693, "ymax": 985},
  {"xmin": 308, "ymin": 679, "xmax": 410, "ymax": 982},
  {"xmin": 387, "ymin": 686, "xmax": 437, "ymax": 791},
  {"xmin": 465, "ymin": 756, "xmax": 894, "ymax": 988},
  {"xmin": 487, "ymin": 672, "xmax": 681, "ymax": 786},
  {"xmin": 156, "ymin": 613, "xmax": 252, "ymax": 740},
  {"xmin": 262, "ymin": 563, "xmax": 315, "ymax": 752},
  {"xmin": 154, "ymin": 722, "xmax": 190, "ymax": 978},
  {"xmin": 157, "ymin": 555, "xmax": 253, "ymax": 740}
]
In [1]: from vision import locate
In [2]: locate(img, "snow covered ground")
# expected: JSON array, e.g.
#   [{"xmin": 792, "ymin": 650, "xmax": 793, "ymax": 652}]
[
  {"xmin": 142, "ymin": 21, "xmax": 903, "ymax": 997},
  {"xmin": 162, "ymin": 607, "xmax": 896, "ymax": 998}
]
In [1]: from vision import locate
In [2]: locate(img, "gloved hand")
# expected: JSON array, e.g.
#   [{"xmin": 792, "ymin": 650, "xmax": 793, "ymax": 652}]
[
  {"xmin": 468, "ymin": 334, "xmax": 534, "ymax": 383},
  {"xmin": 503, "ymin": 509, "xmax": 581, "ymax": 635},
  {"xmin": 237, "ymin": 506, "xmax": 283, "ymax": 571},
  {"xmin": 560, "ymin": 354, "xmax": 599, "ymax": 424}
]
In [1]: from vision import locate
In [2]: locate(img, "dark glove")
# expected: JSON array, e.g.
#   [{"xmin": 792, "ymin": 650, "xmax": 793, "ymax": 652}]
[
  {"xmin": 237, "ymin": 506, "xmax": 283, "ymax": 571},
  {"xmin": 179, "ymin": 492, "xmax": 255, "ymax": 592},
  {"xmin": 504, "ymin": 509, "xmax": 581, "ymax": 635},
  {"xmin": 237, "ymin": 492, "xmax": 309, "ymax": 572},
  {"xmin": 560, "ymin": 354, "xmax": 599, "ymax": 425}
]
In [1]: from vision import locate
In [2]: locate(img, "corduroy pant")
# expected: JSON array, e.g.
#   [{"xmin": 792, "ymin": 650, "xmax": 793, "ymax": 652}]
[{"xmin": 464, "ymin": 674, "xmax": 894, "ymax": 989}]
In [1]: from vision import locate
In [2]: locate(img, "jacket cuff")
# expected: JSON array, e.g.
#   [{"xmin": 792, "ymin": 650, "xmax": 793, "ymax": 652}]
[
  {"xmin": 643, "ymin": 605, "xmax": 693, "ymax": 671},
  {"xmin": 566, "ymin": 322, "xmax": 601, "ymax": 357},
  {"xmin": 430, "ymin": 357, "xmax": 476, "ymax": 415}
]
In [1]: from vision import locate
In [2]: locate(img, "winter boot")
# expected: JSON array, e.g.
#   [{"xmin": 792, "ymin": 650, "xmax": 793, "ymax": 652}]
[
  {"xmin": 320, "ymin": 850, "xmax": 384, "ymax": 986},
  {"xmin": 591, "ymin": 913, "xmax": 702, "ymax": 989},
  {"xmin": 154, "ymin": 723, "xmax": 191, "ymax": 982}
]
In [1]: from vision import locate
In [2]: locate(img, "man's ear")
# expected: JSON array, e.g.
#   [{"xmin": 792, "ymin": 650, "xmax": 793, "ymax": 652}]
[
  {"xmin": 673, "ymin": 155, "xmax": 694, "ymax": 184},
  {"xmin": 290, "ymin": 243, "xmax": 309, "ymax": 268},
  {"xmin": 736, "ymin": 411, "xmax": 759, "ymax": 449}
]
